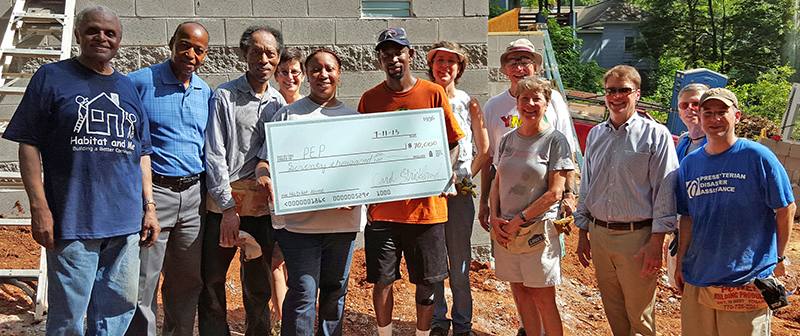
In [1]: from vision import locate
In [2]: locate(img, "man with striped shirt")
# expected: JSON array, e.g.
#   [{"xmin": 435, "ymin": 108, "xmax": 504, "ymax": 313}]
[{"xmin": 574, "ymin": 65, "xmax": 678, "ymax": 335}]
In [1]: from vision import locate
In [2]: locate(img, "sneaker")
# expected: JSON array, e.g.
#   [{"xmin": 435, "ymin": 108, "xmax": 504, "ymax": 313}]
[
  {"xmin": 516, "ymin": 327, "xmax": 526, "ymax": 336},
  {"xmin": 271, "ymin": 320, "xmax": 282, "ymax": 336},
  {"xmin": 430, "ymin": 327, "xmax": 449, "ymax": 336},
  {"xmin": 454, "ymin": 331, "xmax": 478, "ymax": 336}
]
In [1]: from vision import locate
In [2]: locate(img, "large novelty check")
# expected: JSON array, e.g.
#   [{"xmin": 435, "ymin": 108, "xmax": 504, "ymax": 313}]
[{"xmin": 264, "ymin": 108, "xmax": 455, "ymax": 215}]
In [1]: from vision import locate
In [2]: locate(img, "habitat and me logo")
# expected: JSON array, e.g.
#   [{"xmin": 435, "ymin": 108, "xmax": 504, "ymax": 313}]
[{"xmin": 70, "ymin": 92, "xmax": 138, "ymax": 155}]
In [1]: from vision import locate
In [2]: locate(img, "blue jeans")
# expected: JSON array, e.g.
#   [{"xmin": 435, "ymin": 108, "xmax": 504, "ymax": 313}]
[
  {"xmin": 276, "ymin": 229, "xmax": 356, "ymax": 336},
  {"xmin": 432, "ymin": 194, "xmax": 474, "ymax": 333},
  {"xmin": 46, "ymin": 233, "xmax": 140, "ymax": 336}
]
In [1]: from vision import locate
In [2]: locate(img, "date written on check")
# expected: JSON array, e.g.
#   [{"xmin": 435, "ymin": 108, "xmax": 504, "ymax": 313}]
[{"xmin": 264, "ymin": 108, "xmax": 455, "ymax": 215}]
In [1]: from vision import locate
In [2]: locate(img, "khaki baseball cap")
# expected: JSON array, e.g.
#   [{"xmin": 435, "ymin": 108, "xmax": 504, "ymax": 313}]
[
  {"xmin": 500, "ymin": 38, "xmax": 543, "ymax": 66},
  {"xmin": 699, "ymin": 87, "xmax": 739, "ymax": 109}
]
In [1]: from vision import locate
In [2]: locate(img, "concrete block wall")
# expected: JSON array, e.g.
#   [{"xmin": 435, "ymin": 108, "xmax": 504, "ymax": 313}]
[
  {"xmin": 0, "ymin": 0, "xmax": 490, "ymax": 163},
  {"xmin": 757, "ymin": 138, "xmax": 800, "ymax": 204}
]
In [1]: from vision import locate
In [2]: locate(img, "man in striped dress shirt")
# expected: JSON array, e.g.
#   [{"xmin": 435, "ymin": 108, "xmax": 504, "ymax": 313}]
[{"xmin": 574, "ymin": 65, "xmax": 678, "ymax": 335}]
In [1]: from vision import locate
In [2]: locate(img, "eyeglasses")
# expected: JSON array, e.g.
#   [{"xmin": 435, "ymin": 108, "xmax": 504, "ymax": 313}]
[
  {"xmin": 679, "ymin": 101, "xmax": 700, "ymax": 110},
  {"xmin": 505, "ymin": 57, "xmax": 534, "ymax": 67},
  {"xmin": 604, "ymin": 87, "xmax": 635, "ymax": 96},
  {"xmin": 278, "ymin": 70, "xmax": 302, "ymax": 77}
]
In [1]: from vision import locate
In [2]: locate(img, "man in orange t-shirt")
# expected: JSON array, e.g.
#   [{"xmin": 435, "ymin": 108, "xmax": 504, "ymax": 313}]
[{"xmin": 358, "ymin": 28, "xmax": 465, "ymax": 336}]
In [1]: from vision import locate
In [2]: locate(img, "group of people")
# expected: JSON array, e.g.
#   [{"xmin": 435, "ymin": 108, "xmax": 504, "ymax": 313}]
[{"xmin": 4, "ymin": 5, "xmax": 794, "ymax": 336}]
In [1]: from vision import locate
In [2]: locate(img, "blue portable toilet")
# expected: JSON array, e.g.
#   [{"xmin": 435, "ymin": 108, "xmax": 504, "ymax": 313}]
[{"xmin": 666, "ymin": 68, "xmax": 728, "ymax": 135}]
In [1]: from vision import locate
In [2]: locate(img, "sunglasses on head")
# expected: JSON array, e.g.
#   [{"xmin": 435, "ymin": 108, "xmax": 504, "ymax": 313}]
[
  {"xmin": 604, "ymin": 87, "xmax": 635, "ymax": 96},
  {"xmin": 679, "ymin": 101, "xmax": 700, "ymax": 109}
]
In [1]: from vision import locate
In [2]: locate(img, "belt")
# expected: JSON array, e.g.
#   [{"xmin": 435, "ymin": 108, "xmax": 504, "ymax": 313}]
[
  {"xmin": 593, "ymin": 217, "xmax": 652, "ymax": 231},
  {"xmin": 152, "ymin": 172, "xmax": 201, "ymax": 192}
]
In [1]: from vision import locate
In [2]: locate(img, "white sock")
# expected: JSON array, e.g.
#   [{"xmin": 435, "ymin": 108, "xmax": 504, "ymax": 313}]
[
  {"xmin": 518, "ymin": 312, "xmax": 525, "ymax": 329},
  {"xmin": 377, "ymin": 322, "xmax": 393, "ymax": 336},
  {"xmin": 415, "ymin": 328, "xmax": 431, "ymax": 336}
]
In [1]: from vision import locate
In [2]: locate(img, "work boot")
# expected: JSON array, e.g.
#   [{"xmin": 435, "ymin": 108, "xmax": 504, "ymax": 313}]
[{"xmin": 430, "ymin": 327, "xmax": 449, "ymax": 336}]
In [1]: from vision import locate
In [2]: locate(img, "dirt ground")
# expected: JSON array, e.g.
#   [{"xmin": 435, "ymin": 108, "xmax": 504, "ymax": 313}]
[{"xmin": 2, "ymin": 223, "xmax": 800, "ymax": 335}]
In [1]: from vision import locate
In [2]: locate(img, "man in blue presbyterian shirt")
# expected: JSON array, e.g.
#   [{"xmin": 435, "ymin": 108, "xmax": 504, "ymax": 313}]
[
  {"xmin": 675, "ymin": 88, "xmax": 795, "ymax": 335},
  {"xmin": 125, "ymin": 22, "xmax": 212, "ymax": 336}
]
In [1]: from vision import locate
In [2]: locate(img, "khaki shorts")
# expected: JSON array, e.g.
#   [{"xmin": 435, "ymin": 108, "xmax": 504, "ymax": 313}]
[{"xmin": 681, "ymin": 283, "xmax": 771, "ymax": 336}]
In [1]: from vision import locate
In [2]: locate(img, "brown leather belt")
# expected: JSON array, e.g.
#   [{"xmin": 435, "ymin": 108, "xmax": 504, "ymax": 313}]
[{"xmin": 593, "ymin": 218, "xmax": 652, "ymax": 231}]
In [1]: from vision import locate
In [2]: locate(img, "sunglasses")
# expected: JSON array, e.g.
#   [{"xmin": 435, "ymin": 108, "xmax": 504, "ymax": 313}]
[
  {"xmin": 679, "ymin": 101, "xmax": 700, "ymax": 110},
  {"xmin": 604, "ymin": 87, "xmax": 635, "ymax": 96}
]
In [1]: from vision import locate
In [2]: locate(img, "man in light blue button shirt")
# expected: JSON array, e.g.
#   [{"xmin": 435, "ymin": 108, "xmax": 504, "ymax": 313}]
[
  {"xmin": 574, "ymin": 65, "xmax": 678, "ymax": 336},
  {"xmin": 126, "ymin": 22, "xmax": 212, "ymax": 336}
]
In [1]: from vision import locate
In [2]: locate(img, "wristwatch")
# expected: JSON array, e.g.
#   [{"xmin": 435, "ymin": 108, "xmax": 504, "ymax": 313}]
[
  {"xmin": 778, "ymin": 255, "xmax": 790, "ymax": 265},
  {"xmin": 563, "ymin": 188, "xmax": 577, "ymax": 196},
  {"xmin": 144, "ymin": 199, "xmax": 156, "ymax": 209}
]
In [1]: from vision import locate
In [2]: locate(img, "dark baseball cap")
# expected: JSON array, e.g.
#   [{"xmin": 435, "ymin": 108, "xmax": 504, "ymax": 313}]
[{"xmin": 376, "ymin": 28, "xmax": 410, "ymax": 50}]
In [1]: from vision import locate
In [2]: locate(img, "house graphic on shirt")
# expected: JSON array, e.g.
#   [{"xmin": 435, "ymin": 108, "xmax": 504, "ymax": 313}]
[{"xmin": 73, "ymin": 92, "xmax": 136, "ymax": 139}]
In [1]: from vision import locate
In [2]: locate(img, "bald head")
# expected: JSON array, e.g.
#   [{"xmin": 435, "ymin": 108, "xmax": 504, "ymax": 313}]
[{"xmin": 169, "ymin": 22, "xmax": 209, "ymax": 78}]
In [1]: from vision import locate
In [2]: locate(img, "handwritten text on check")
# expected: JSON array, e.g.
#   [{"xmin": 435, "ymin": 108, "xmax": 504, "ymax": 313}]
[{"xmin": 264, "ymin": 108, "xmax": 455, "ymax": 215}]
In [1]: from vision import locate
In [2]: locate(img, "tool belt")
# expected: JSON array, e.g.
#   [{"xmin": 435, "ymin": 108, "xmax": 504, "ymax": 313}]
[
  {"xmin": 592, "ymin": 217, "xmax": 652, "ymax": 231},
  {"xmin": 153, "ymin": 172, "xmax": 201, "ymax": 192}
]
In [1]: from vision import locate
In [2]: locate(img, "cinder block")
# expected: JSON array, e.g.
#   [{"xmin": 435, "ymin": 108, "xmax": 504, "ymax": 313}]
[
  {"xmin": 135, "ymin": 0, "xmax": 192, "ymax": 17},
  {"xmin": 335, "ymin": 19, "xmax": 387, "ymax": 45},
  {"xmin": 253, "ymin": 0, "xmax": 308, "ymax": 18},
  {"xmin": 309, "ymin": 0, "xmax": 359, "ymax": 18},
  {"xmin": 784, "ymin": 156, "xmax": 800, "ymax": 172},
  {"xmin": 120, "ymin": 18, "xmax": 166, "ymax": 46},
  {"xmin": 488, "ymin": 81, "xmax": 510, "ymax": 98},
  {"xmin": 439, "ymin": 17, "xmax": 488, "ymax": 44},
  {"xmin": 166, "ymin": 19, "xmax": 226, "ymax": 47},
  {"xmin": 336, "ymin": 70, "xmax": 386, "ymax": 100},
  {"xmin": 197, "ymin": 74, "xmax": 233, "ymax": 90},
  {"xmin": 465, "ymin": 0, "xmax": 490, "ymax": 16},
  {"xmin": 197, "ymin": 0, "xmax": 251, "ymax": 17},
  {"xmin": 758, "ymin": 137, "xmax": 777, "ymax": 150},
  {"xmin": 76, "ymin": 0, "xmax": 135, "ymax": 17},
  {"xmin": 282, "ymin": 19, "xmax": 335, "ymax": 45},
  {"xmin": 386, "ymin": 19, "xmax": 438, "ymax": 45},
  {"xmin": 413, "ymin": 0, "xmax": 463, "ymax": 18},
  {"xmin": 0, "ymin": 138, "xmax": 17, "ymax": 162},
  {"xmin": 339, "ymin": 97, "xmax": 360, "ymax": 110},
  {"xmin": 793, "ymin": 185, "xmax": 800, "ymax": 206},
  {"xmin": 456, "ymin": 69, "xmax": 489, "ymax": 96},
  {"xmin": 776, "ymin": 154, "xmax": 788, "ymax": 166},
  {"xmin": 224, "ymin": 19, "xmax": 282, "ymax": 47},
  {"xmin": 775, "ymin": 140, "xmax": 792, "ymax": 156},
  {"xmin": 789, "ymin": 143, "xmax": 800, "ymax": 159}
]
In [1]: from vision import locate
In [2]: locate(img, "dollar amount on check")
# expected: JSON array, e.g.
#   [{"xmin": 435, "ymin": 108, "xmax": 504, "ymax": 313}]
[{"xmin": 264, "ymin": 108, "xmax": 455, "ymax": 215}]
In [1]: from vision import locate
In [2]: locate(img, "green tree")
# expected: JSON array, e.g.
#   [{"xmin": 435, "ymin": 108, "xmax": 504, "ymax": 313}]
[
  {"xmin": 547, "ymin": 18, "xmax": 606, "ymax": 93},
  {"xmin": 726, "ymin": 0, "xmax": 793, "ymax": 82},
  {"xmin": 727, "ymin": 65, "xmax": 795, "ymax": 124}
]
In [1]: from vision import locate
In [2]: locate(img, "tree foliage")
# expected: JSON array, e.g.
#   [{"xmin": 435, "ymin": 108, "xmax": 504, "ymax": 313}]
[
  {"xmin": 636, "ymin": 0, "xmax": 794, "ymax": 83},
  {"xmin": 547, "ymin": 18, "xmax": 606, "ymax": 93},
  {"xmin": 727, "ymin": 65, "xmax": 795, "ymax": 124}
]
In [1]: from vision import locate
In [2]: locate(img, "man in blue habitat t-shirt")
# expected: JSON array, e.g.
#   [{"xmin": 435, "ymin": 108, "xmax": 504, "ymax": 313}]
[
  {"xmin": 675, "ymin": 87, "xmax": 795, "ymax": 336},
  {"xmin": 1, "ymin": 6, "xmax": 159, "ymax": 335}
]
